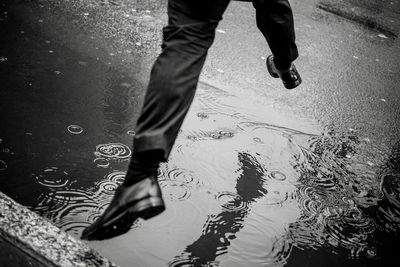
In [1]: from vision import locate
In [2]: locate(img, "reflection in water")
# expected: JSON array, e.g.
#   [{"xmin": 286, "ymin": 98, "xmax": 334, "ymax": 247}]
[
  {"xmin": 288, "ymin": 130, "xmax": 372, "ymax": 258},
  {"xmin": 215, "ymin": 191, "xmax": 247, "ymax": 212},
  {"xmin": 361, "ymin": 140, "xmax": 400, "ymax": 262},
  {"xmin": 160, "ymin": 180, "xmax": 192, "ymax": 201},
  {"xmin": 169, "ymin": 153, "xmax": 268, "ymax": 267},
  {"xmin": 287, "ymin": 131, "xmax": 400, "ymax": 265}
]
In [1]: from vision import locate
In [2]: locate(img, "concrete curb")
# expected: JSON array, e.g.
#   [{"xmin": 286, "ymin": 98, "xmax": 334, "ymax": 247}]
[{"xmin": 0, "ymin": 192, "xmax": 118, "ymax": 267}]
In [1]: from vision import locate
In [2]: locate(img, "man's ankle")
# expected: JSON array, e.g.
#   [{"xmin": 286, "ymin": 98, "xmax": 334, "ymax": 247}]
[{"xmin": 123, "ymin": 150, "xmax": 164, "ymax": 186}]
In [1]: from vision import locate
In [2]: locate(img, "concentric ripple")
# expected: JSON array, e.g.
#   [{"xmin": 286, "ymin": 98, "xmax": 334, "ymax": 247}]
[
  {"xmin": 160, "ymin": 180, "xmax": 191, "ymax": 201},
  {"xmin": 295, "ymin": 186, "xmax": 321, "ymax": 221},
  {"xmin": 32, "ymin": 170, "xmax": 133, "ymax": 236},
  {"xmin": 215, "ymin": 191, "xmax": 248, "ymax": 212},
  {"xmin": 93, "ymin": 157, "xmax": 110, "ymax": 168},
  {"xmin": 325, "ymin": 208, "xmax": 376, "ymax": 257},
  {"xmin": 95, "ymin": 171, "xmax": 125, "ymax": 196},
  {"xmin": 167, "ymin": 168, "xmax": 202, "ymax": 187},
  {"xmin": 67, "ymin": 124, "xmax": 84, "ymax": 134},
  {"xmin": 95, "ymin": 143, "xmax": 131, "ymax": 159},
  {"xmin": 270, "ymin": 171, "xmax": 287, "ymax": 181},
  {"xmin": 96, "ymin": 180, "xmax": 120, "ymax": 195},
  {"xmin": 127, "ymin": 130, "xmax": 136, "ymax": 136},
  {"xmin": 34, "ymin": 167, "xmax": 70, "ymax": 188}
]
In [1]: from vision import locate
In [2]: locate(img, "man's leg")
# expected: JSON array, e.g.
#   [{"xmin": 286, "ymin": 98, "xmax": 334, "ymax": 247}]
[
  {"xmin": 252, "ymin": 0, "xmax": 301, "ymax": 89},
  {"xmin": 81, "ymin": 0, "xmax": 231, "ymax": 240},
  {"xmin": 133, "ymin": 0, "xmax": 231, "ymax": 162}
]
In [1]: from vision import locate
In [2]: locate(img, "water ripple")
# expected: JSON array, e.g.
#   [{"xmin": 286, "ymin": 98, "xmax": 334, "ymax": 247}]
[
  {"xmin": 325, "ymin": 208, "xmax": 375, "ymax": 258},
  {"xmin": 270, "ymin": 171, "xmax": 287, "ymax": 181},
  {"xmin": 167, "ymin": 168, "xmax": 202, "ymax": 187},
  {"xmin": 168, "ymin": 252, "xmax": 197, "ymax": 267},
  {"xmin": 215, "ymin": 191, "xmax": 248, "ymax": 212},
  {"xmin": 93, "ymin": 157, "xmax": 110, "ymax": 168},
  {"xmin": 94, "ymin": 143, "xmax": 131, "ymax": 159},
  {"xmin": 67, "ymin": 124, "xmax": 84, "ymax": 134},
  {"xmin": 32, "ymin": 171, "xmax": 135, "ymax": 235},
  {"xmin": 160, "ymin": 180, "xmax": 191, "ymax": 201},
  {"xmin": 144, "ymin": 198, "xmax": 204, "ymax": 233},
  {"xmin": 381, "ymin": 173, "xmax": 400, "ymax": 208},
  {"xmin": 34, "ymin": 167, "xmax": 70, "ymax": 188}
]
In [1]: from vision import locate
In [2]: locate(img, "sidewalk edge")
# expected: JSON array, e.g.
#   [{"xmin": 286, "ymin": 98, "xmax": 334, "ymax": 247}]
[{"xmin": 0, "ymin": 192, "xmax": 118, "ymax": 267}]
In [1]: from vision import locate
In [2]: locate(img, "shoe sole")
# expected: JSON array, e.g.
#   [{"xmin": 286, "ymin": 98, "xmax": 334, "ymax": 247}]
[
  {"xmin": 283, "ymin": 76, "xmax": 302, "ymax": 89},
  {"xmin": 107, "ymin": 196, "xmax": 165, "ymax": 227},
  {"xmin": 83, "ymin": 197, "xmax": 165, "ymax": 239},
  {"xmin": 130, "ymin": 197, "xmax": 165, "ymax": 220},
  {"xmin": 266, "ymin": 56, "xmax": 279, "ymax": 78}
]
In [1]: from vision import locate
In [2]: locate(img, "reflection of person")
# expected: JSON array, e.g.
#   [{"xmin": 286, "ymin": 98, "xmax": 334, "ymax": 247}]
[
  {"xmin": 169, "ymin": 152, "xmax": 267, "ymax": 266},
  {"xmin": 81, "ymin": 0, "xmax": 301, "ymax": 240}
]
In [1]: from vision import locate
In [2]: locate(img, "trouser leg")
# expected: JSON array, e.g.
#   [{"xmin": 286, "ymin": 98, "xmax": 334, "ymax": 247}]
[
  {"xmin": 252, "ymin": 0, "xmax": 298, "ymax": 69},
  {"xmin": 133, "ymin": 0, "xmax": 231, "ymax": 161}
]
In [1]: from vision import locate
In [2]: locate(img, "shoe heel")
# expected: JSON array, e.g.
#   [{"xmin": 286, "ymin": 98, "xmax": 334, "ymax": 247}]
[
  {"xmin": 141, "ymin": 205, "xmax": 165, "ymax": 220},
  {"xmin": 132, "ymin": 197, "xmax": 165, "ymax": 220}
]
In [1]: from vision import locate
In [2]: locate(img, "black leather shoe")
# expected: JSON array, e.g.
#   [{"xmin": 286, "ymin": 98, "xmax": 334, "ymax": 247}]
[
  {"xmin": 81, "ymin": 176, "xmax": 165, "ymax": 240},
  {"xmin": 266, "ymin": 55, "xmax": 302, "ymax": 89}
]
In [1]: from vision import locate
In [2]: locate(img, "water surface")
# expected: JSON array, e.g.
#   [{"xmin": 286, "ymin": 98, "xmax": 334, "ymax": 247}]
[{"xmin": 0, "ymin": 4, "xmax": 399, "ymax": 267}]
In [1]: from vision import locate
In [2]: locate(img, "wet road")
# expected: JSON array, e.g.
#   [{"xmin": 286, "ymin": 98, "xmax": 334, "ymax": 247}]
[{"xmin": 1, "ymin": 0, "xmax": 399, "ymax": 266}]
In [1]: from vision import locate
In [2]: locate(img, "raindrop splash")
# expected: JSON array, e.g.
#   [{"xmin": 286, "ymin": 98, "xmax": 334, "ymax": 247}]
[
  {"xmin": 67, "ymin": 125, "xmax": 84, "ymax": 134},
  {"xmin": 95, "ymin": 143, "xmax": 131, "ymax": 160},
  {"xmin": 215, "ymin": 191, "xmax": 247, "ymax": 212},
  {"xmin": 270, "ymin": 171, "xmax": 287, "ymax": 181},
  {"xmin": 127, "ymin": 130, "xmax": 136, "ymax": 136},
  {"xmin": 93, "ymin": 157, "xmax": 110, "ymax": 168},
  {"xmin": 160, "ymin": 180, "xmax": 191, "ymax": 201},
  {"xmin": 34, "ymin": 167, "xmax": 70, "ymax": 188}
]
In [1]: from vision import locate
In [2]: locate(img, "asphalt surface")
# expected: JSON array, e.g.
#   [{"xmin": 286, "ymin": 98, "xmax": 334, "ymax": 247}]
[{"xmin": 7, "ymin": 0, "xmax": 399, "ymax": 153}]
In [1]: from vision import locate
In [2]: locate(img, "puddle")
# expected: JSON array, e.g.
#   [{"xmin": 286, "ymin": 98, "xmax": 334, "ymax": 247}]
[{"xmin": 20, "ymin": 82, "xmax": 398, "ymax": 266}]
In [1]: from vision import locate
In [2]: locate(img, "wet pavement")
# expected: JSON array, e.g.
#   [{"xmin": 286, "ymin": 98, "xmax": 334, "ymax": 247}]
[{"xmin": 1, "ymin": 0, "xmax": 400, "ymax": 266}]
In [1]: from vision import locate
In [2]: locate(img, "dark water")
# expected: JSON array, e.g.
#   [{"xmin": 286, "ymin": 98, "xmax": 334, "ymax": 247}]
[
  {"xmin": 0, "ymin": 236, "xmax": 44, "ymax": 267},
  {"xmin": 1, "ymin": 4, "xmax": 399, "ymax": 267}
]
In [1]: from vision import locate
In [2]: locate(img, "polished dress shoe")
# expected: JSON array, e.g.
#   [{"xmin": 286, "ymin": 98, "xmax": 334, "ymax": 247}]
[
  {"xmin": 266, "ymin": 55, "xmax": 302, "ymax": 89},
  {"xmin": 81, "ymin": 176, "xmax": 165, "ymax": 240}
]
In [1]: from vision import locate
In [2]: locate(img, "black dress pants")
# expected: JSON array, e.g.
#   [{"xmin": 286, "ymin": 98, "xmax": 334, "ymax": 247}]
[{"xmin": 133, "ymin": 0, "xmax": 299, "ymax": 161}]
